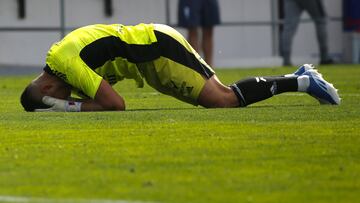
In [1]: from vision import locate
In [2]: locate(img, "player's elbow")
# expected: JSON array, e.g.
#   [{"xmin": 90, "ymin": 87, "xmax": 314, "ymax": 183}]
[
  {"xmin": 98, "ymin": 99, "xmax": 125, "ymax": 111},
  {"xmin": 114, "ymin": 103, "xmax": 126, "ymax": 111},
  {"xmin": 108, "ymin": 101, "xmax": 126, "ymax": 111}
]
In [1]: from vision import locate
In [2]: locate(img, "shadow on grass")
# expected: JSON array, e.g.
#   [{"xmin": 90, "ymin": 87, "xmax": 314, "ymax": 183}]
[{"xmin": 125, "ymin": 104, "xmax": 319, "ymax": 112}]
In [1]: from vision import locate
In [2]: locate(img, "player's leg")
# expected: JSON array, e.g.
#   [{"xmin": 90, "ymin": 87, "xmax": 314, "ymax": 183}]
[
  {"xmin": 154, "ymin": 24, "xmax": 303, "ymax": 108},
  {"xmin": 197, "ymin": 75, "xmax": 238, "ymax": 108},
  {"xmin": 199, "ymin": 64, "xmax": 340, "ymax": 107},
  {"xmin": 198, "ymin": 74, "xmax": 302, "ymax": 108},
  {"xmin": 199, "ymin": 65, "xmax": 314, "ymax": 108},
  {"xmin": 152, "ymin": 25, "xmax": 340, "ymax": 107}
]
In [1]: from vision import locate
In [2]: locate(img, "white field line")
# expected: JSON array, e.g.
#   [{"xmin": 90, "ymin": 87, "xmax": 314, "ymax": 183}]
[{"xmin": 0, "ymin": 195, "xmax": 157, "ymax": 203}]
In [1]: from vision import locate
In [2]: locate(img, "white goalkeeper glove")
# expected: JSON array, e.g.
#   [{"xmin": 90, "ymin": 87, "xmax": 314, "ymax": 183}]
[{"xmin": 35, "ymin": 96, "xmax": 82, "ymax": 112}]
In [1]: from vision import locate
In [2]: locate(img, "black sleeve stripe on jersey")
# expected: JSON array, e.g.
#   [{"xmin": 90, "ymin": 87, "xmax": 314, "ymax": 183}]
[
  {"xmin": 43, "ymin": 64, "xmax": 68, "ymax": 81},
  {"xmin": 154, "ymin": 30, "xmax": 214, "ymax": 79},
  {"xmin": 79, "ymin": 36, "xmax": 160, "ymax": 70}
]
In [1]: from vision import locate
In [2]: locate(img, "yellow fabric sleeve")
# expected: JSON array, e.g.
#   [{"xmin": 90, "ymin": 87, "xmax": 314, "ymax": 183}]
[{"xmin": 66, "ymin": 57, "xmax": 103, "ymax": 99}]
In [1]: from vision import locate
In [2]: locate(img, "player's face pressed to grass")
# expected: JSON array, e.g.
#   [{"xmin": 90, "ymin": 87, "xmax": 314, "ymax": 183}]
[
  {"xmin": 43, "ymin": 77, "xmax": 72, "ymax": 100},
  {"xmin": 20, "ymin": 23, "xmax": 340, "ymax": 112}
]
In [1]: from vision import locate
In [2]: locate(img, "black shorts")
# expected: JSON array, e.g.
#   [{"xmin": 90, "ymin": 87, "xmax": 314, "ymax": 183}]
[{"xmin": 178, "ymin": 0, "xmax": 221, "ymax": 28}]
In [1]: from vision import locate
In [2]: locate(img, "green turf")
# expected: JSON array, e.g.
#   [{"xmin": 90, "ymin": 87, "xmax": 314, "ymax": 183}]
[{"xmin": 0, "ymin": 65, "xmax": 359, "ymax": 203}]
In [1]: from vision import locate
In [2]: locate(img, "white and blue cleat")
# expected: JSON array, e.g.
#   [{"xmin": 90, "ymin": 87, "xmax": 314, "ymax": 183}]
[
  {"xmin": 302, "ymin": 69, "xmax": 341, "ymax": 105},
  {"xmin": 293, "ymin": 64, "xmax": 315, "ymax": 76},
  {"xmin": 285, "ymin": 64, "xmax": 315, "ymax": 77}
]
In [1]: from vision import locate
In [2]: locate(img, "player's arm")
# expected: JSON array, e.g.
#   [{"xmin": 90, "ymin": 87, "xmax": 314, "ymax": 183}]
[
  {"xmin": 37, "ymin": 58, "xmax": 126, "ymax": 111},
  {"xmin": 37, "ymin": 79, "xmax": 125, "ymax": 112},
  {"xmin": 81, "ymin": 79, "xmax": 125, "ymax": 111}
]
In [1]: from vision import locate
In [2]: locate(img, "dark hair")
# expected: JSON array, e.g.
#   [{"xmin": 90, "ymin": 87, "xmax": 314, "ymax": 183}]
[{"xmin": 20, "ymin": 85, "xmax": 50, "ymax": 112}]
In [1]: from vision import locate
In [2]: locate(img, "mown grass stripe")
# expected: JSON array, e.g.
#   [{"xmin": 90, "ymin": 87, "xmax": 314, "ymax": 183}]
[{"xmin": 0, "ymin": 195, "xmax": 157, "ymax": 203}]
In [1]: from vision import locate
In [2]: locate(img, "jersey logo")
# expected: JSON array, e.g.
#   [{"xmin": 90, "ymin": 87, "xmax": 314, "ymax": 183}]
[
  {"xmin": 117, "ymin": 25, "xmax": 124, "ymax": 34},
  {"xmin": 52, "ymin": 69, "xmax": 67, "ymax": 81},
  {"xmin": 255, "ymin": 77, "xmax": 267, "ymax": 82},
  {"xmin": 170, "ymin": 80, "xmax": 194, "ymax": 96},
  {"xmin": 270, "ymin": 81, "xmax": 278, "ymax": 95},
  {"xmin": 106, "ymin": 74, "xmax": 117, "ymax": 85}
]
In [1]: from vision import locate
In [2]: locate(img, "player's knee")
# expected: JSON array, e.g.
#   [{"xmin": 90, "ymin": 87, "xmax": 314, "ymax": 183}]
[
  {"xmin": 199, "ymin": 93, "xmax": 236, "ymax": 108},
  {"xmin": 211, "ymin": 97, "xmax": 234, "ymax": 108},
  {"xmin": 198, "ymin": 77, "xmax": 239, "ymax": 108}
]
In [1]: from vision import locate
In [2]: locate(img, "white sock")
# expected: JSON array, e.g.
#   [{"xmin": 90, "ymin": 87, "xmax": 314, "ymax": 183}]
[{"xmin": 297, "ymin": 75, "xmax": 310, "ymax": 92}]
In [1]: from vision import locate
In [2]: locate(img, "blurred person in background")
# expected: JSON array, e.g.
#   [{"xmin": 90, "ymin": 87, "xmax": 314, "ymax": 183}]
[
  {"xmin": 281, "ymin": 0, "xmax": 334, "ymax": 66},
  {"xmin": 178, "ymin": 0, "xmax": 220, "ymax": 67},
  {"xmin": 343, "ymin": 0, "xmax": 360, "ymax": 64}
]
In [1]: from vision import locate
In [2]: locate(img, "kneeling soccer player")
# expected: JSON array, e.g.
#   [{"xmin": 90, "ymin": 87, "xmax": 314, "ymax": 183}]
[{"xmin": 20, "ymin": 23, "xmax": 340, "ymax": 112}]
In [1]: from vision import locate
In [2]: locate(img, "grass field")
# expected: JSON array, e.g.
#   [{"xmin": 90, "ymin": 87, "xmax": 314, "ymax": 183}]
[{"xmin": 0, "ymin": 65, "xmax": 359, "ymax": 203}]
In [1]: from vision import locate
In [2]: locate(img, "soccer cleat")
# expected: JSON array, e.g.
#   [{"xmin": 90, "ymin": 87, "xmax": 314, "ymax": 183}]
[
  {"xmin": 302, "ymin": 69, "xmax": 341, "ymax": 105},
  {"xmin": 293, "ymin": 64, "xmax": 315, "ymax": 76}
]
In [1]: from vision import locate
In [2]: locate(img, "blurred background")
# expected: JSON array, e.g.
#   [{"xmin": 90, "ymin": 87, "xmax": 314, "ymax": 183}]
[{"xmin": 0, "ymin": 0, "xmax": 356, "ymax": 69}]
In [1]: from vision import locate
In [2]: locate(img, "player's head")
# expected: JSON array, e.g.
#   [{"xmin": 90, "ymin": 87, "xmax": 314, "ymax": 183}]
[{"xmin": 20, "ymin": 72, "xmax": 71, "ymax": 111}]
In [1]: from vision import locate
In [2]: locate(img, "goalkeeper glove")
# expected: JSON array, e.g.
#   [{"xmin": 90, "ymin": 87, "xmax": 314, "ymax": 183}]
[{"xmin": 35, "ymin": 96, "xmax": 82, "ymax": 112}]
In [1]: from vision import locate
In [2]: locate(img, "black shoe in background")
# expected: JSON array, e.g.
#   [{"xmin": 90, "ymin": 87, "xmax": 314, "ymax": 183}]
[
  {"xmin": 283, "ymin": 61, "xmax": 293, "ymax": 66},
  {"xmin": 320, "ymin": 59, "xmax": 335, "ymax": 65}
]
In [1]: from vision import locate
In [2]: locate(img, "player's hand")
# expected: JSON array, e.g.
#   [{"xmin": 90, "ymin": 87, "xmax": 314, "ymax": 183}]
[{"xmin": 35, "ymin": 96, "xmax": 82, "ymax": 112}]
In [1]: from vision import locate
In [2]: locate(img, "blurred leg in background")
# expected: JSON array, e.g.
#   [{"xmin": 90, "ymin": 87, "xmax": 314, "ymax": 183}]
[
  {"xmin": 281, "ymin": 0, "xmax": 302, "ymax": 66},
  {"xmin": 178, "ymin": 0, "xmax": 220, "ymax": 67},
  {"xmin": 281, "ymin": 0, "xmax": 333, "ymax": 66}
]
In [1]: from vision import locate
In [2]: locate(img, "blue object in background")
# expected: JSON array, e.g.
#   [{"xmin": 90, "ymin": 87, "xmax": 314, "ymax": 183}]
[{"xmin": 343, "ymin": 0, "xmax": 360, "ymax": 31}]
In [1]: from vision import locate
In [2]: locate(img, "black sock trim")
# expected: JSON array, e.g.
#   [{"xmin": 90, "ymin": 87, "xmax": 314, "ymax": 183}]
[{"xmin": 230, "ymin": 84, "xmax": 247, "ymax": 107}]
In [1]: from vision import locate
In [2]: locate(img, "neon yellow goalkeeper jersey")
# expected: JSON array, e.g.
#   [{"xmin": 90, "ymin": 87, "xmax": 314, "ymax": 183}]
[{"xmin": 44, "ymin": 23, "xmax": 158, "ymax": 98}]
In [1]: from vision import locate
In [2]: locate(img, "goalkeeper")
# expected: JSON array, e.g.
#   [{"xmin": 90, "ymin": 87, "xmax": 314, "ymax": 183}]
[{"xmin": 20, "ymin": 23, "xmax": 340, "ymax": 112}]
